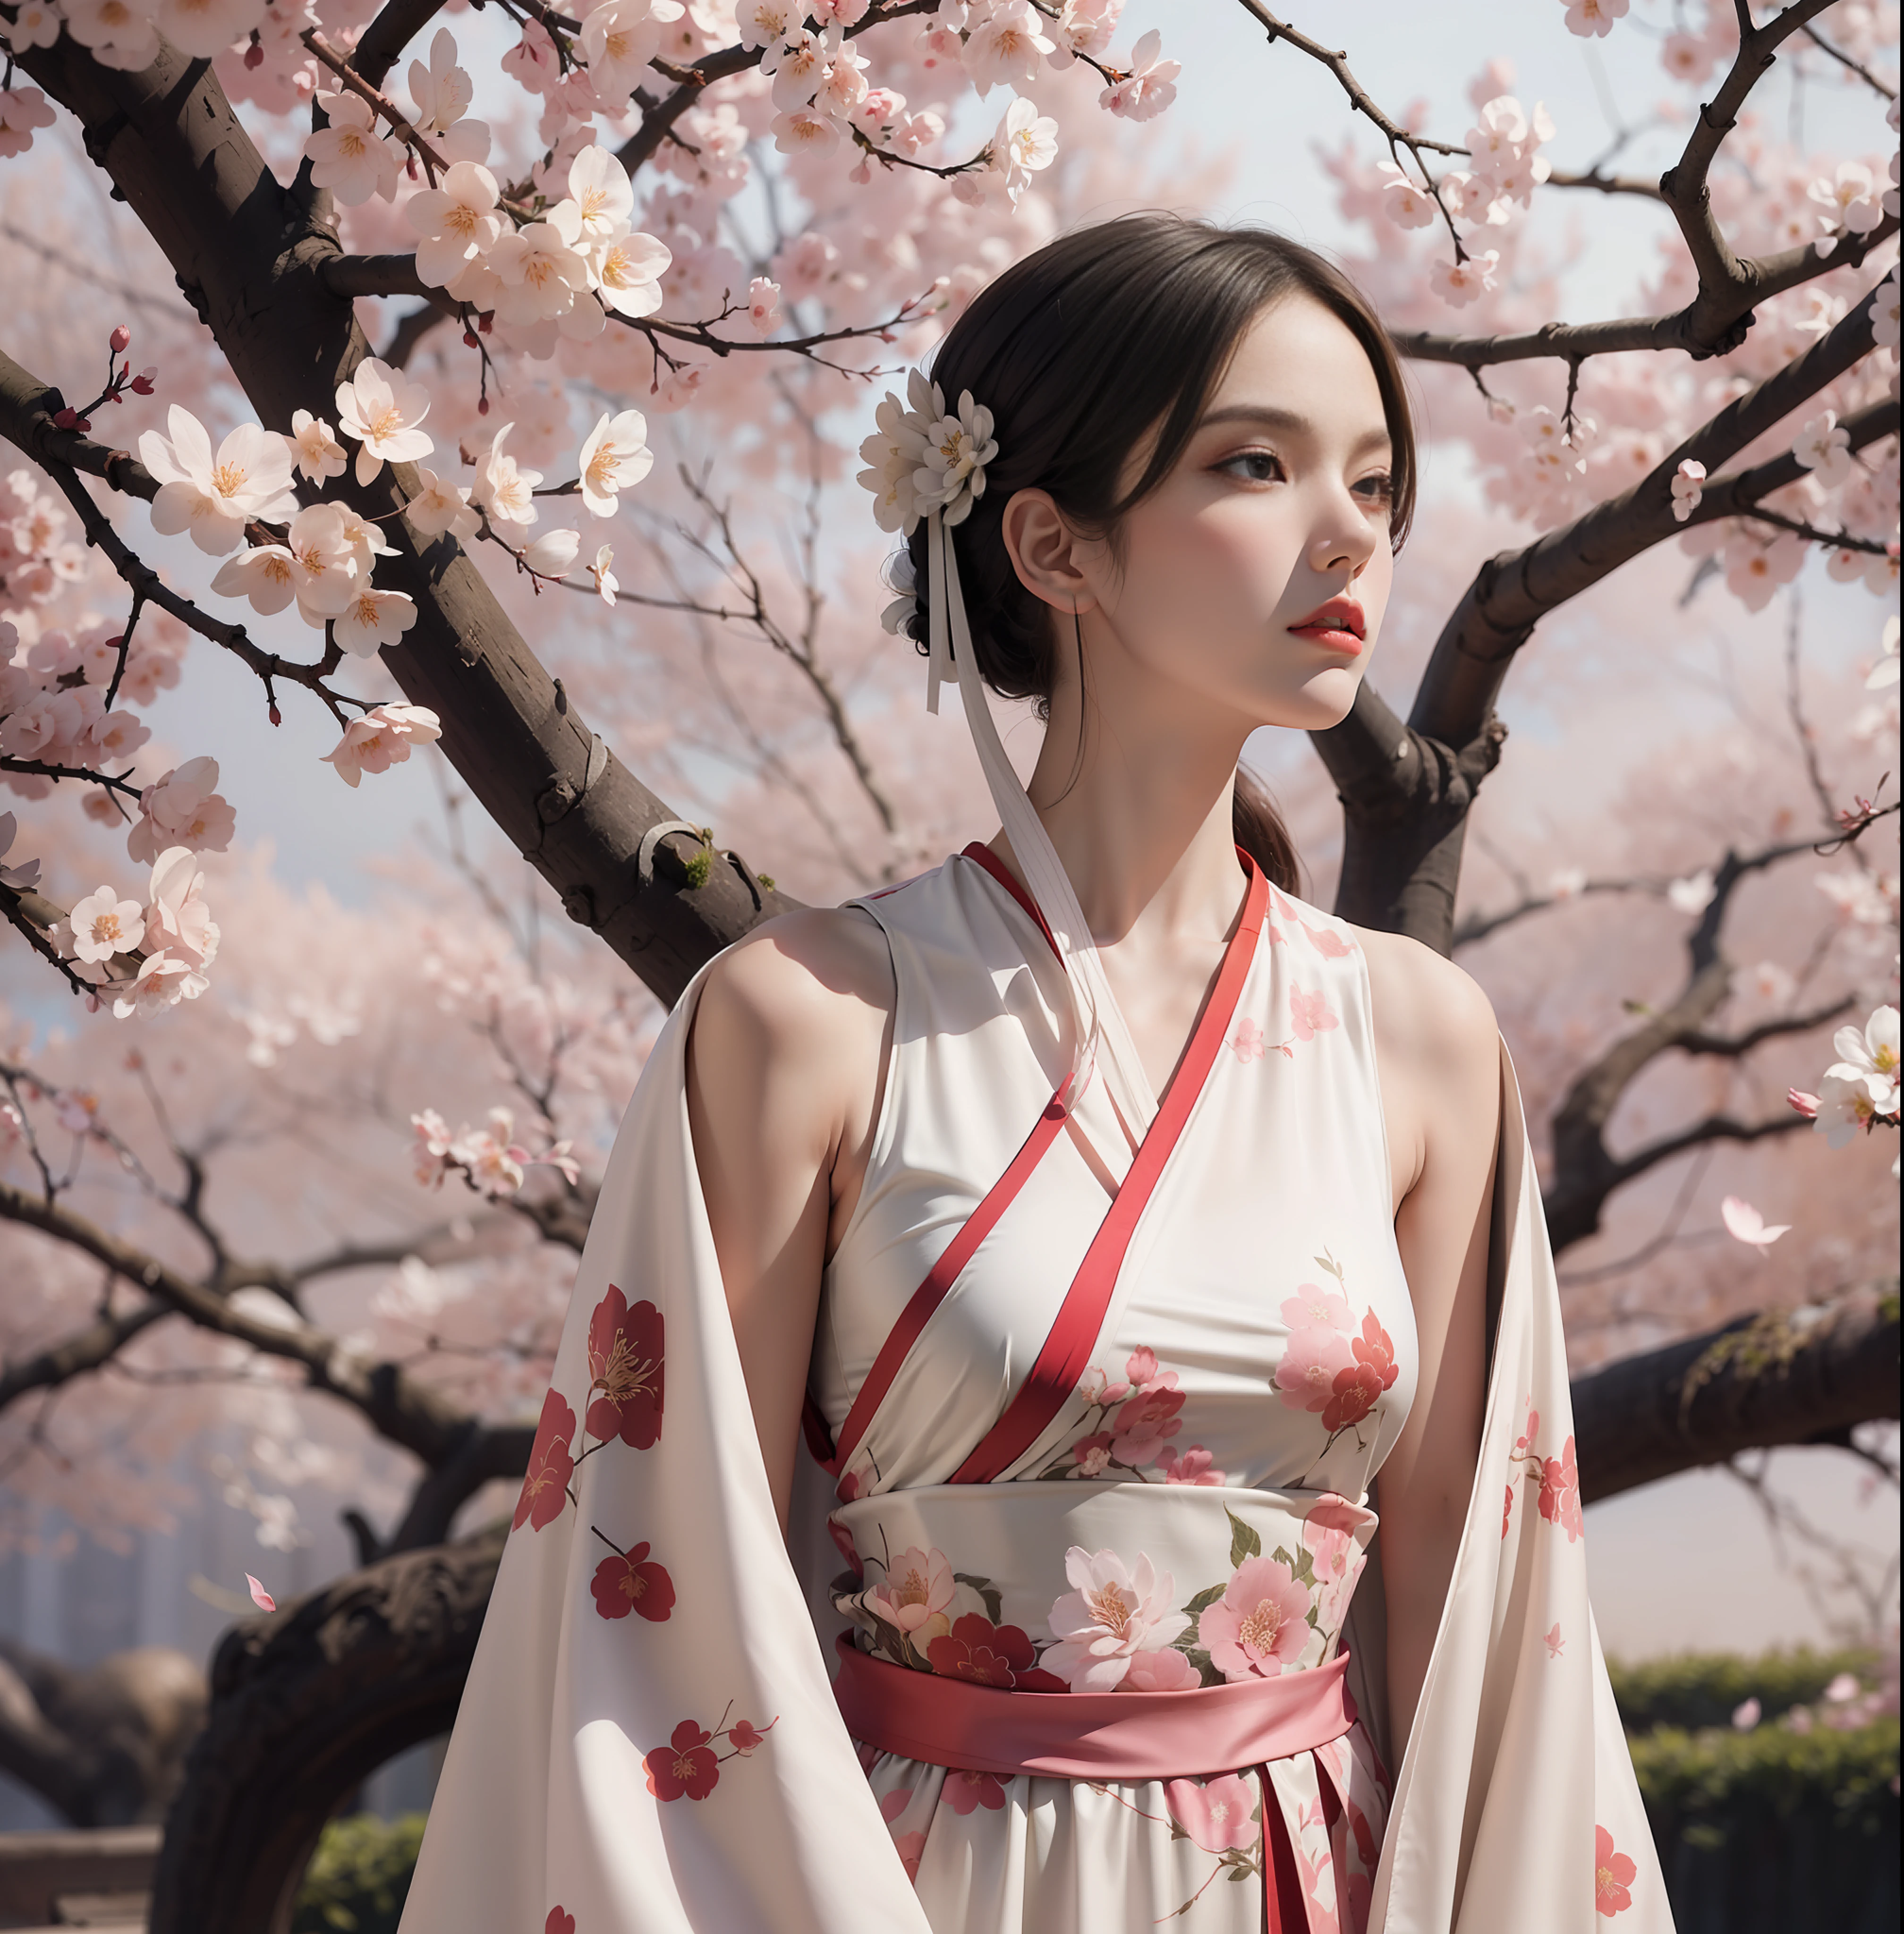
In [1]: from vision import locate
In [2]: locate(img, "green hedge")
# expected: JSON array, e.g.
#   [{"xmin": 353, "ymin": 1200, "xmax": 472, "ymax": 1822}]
[
  {"xmin": 291, "ymin": 1811, "xmax": 426, "ymax": 1934},
  {"xmin": 1608, "ymin": 1644, "xmax": 1881, "ymax": 1733},
  {"xmin": 1609, "ymin": 1649, "xmax": 1898, "ymax": 1934}
]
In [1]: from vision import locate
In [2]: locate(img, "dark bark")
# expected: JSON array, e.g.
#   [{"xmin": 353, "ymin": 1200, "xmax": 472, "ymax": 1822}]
[
  {"xmin": 147, "ymin": 1524, "xmax": 504, "ymax": 1934},
  {"xmin": 1572, "ymin": 1281, "xmax": 1901, "ymax": 1504}
]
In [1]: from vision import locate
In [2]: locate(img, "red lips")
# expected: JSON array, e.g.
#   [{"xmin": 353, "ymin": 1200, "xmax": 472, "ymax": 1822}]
[{"xmin": 1288, "ymin": 595, "xmax": 1366, "ymax": 640}]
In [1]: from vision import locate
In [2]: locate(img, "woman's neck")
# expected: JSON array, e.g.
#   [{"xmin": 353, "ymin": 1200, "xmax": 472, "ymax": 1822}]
[{"xmin": 994, "ymin": 628, "xmax": 1257, "ymax": 949}]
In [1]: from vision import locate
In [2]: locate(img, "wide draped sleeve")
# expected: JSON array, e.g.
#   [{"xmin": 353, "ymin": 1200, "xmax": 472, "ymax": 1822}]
[
  {"xmin": 398, "ymin": 967, "xmax": 933, "ymax": 1934},
  {"xmin": 1362, "ymin": 1040, "xmax": 1672, "ymax": 1932}
]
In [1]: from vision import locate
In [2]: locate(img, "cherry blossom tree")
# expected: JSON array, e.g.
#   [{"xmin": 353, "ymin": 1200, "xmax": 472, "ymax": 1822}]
[{"xmin": 0, "ymin": 0, "xmax": 1896, "ymax": 1920}]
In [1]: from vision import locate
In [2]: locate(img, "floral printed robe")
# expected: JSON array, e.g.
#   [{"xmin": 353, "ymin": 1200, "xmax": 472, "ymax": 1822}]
[{"xmin": 400, "ymin": 851, "xmax": 1671, "ymax": 1934}]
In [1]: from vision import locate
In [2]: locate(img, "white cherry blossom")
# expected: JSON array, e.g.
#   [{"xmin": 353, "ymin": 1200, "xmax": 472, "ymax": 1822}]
[
  {"xmin": 1100, "ymin": 29, "xmax": 1179, "ymax": 121},
  {"xmin": 768, "ymin": 27, "xmax": 830, "ymax": 110},
  {"xmin": 772, "ymin": 109, "xmax": 842, "ymax": 155},
  {"xmin": 519, "ymin": 529, "xmax": 583, "ymax": 578},
  {"xmin": 488, "ymin": 216, "xmax": 594, "ymax": 325},
  {"xmin": 1792, "ymin": 409, "xmax": 1853, "ymax": 487},
  {"xmin": 582, "ymin": 0, "xmax": 685, "ymax": 106},
  {"xmin": 128, "ymin": 758, "xmax": 234, "ymax": 865},
  {"xmin": 406, "ymin": 163, "xmax": 504, "ymax": 289},
  {"xmin": 737, "ymin": 1, "xmax": 808, "ymax": 51},
  {"xmin": 153, "ymin": 0, "xmax": 266, "ymax": 59},
  {"xmin": 1047, "ymin": 0, "xmax": 1122, "ymax": 66},
  {"xmin": 577, "ymin": 410, "xmax": 654, "ymax": 517},
  {"xmin": 406, "ymin": 467, "xmax": 482, "ymax": 541},
  {"xmin": 992, "ymin": 96, "xmax": 1058, "ymax": 207},
  {"xmin": 1669, "ymin": 459, "xmax": 1705, "ymax": 522},
  {"xmin": 111, "ymin": 951, "xmax": 207, "ymax": 1020},
  {"xmin": 1043, "ymin": 1544, "xmax": 1190, "ymax": 1693},
  {"xmin": 1810, "ymin": 162, "xmax": 1884, "ymax": 237},
  {"xmin": 1377, "ymin": 161, "xmax": 1437, "ymax": 229},
  {"xmin": 591, "ymin": 545, "xmax": 620, "ymax": 606},
  {"xmin": 1428, "ymin": 248, "xmax": 1500, "ymax": 308},
  {"xmin": 145, "ymin": 847, "xmax": 219, "ymax": 972},
  {"xmin": 558, "ymin": 145, "xmax": 636, "ymax": 247},
  {"xmin": 211, "ymin": 543, "xmax": 303, "ymax": 617},
  {"xmin": 279, "ymin": 501, "xmax": 367, "ymax": 622},
  {"xmin": 857, "ymin": 372, "xmax": 934, "ymax": 534},
  {"xmin": 1812, "ymin": 1068, "xmax": 1881, "ymax": 1148},
  {"xmin": 1828, "ymin": 1006, "xmax": 1901, "ymax": 1113},
  {"xmin": 408, "ymin": 28, "xmax": 492, "ymax": 165},
  {"xmin": 138, "ymin": 405, "xmax": 298, "ymax": 556},
  {"xmin": 61, "ymin": 0, "xmax": 162, "ymax": 72},
  {"xmin": 321, "ymin": 704, "xmax": 443, "ymax": 787},
  {"xmin": 304, "ymin": 93, "xmax": 403, "ymax": 208},
  {"xmin": 471, "ymin": 424, "xmax": 543, "ymax": 532},
  {"xmin": 286, "ymin": 410, "xmax": 348, "ymax": 484},
  {"xmin": 1722, "ymin": 527, "xmax": 1805, "ymax": 612},
  {"xmin": 914, "ymin": 387, "xmax": 997, "ymax": 526},
  {"xmin": 332, "ymin": 586, "xmax": 420, "ymax": 657},
  {"xmin": 334, "ymin": 357, "xmax": 434, "ymax": 486},
  {"xmin": 964, "ymin": 1, "xmax": 1054, "ymax": 97},
  {"xmin": 1872, "ymin": 264, "xmax": 1902, "ymax": 352},
  {"xmin": 68, "ymin": 885, "xmax": 146, "ymax": 964}
]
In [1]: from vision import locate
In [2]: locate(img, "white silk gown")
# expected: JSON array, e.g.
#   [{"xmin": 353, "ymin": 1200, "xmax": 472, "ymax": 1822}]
[{"xmin": 398, "ymin": 840, "xmax": 1672, "ymax": 1934}]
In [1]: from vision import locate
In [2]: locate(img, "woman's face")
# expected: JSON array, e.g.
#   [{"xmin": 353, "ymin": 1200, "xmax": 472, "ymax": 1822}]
[{"xmin": 1067, "ymin": 295, "xmax": 1397, "ymax": 736}]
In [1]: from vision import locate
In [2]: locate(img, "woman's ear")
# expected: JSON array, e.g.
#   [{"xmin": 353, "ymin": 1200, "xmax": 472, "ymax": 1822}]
[{"xmin": 1000, "ymin": 488, "xmax": 1100, "ymax": 616}]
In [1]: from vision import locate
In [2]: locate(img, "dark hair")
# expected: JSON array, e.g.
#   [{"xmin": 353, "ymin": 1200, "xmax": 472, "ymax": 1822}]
[{"xmin": 904, "ymin": 213, "xmax": 1416, "ymax": 893}]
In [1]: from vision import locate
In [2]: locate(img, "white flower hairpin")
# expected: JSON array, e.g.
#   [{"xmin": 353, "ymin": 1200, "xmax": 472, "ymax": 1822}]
[{"xmin": 858, "ymin": 369, "xmax": 999, "ymax": 664}]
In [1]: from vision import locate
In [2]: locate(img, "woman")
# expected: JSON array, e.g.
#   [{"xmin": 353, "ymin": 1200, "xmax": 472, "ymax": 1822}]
[{"xmin": 401, "ymin": 217, "xmax": 1668, "ymax": 1934}]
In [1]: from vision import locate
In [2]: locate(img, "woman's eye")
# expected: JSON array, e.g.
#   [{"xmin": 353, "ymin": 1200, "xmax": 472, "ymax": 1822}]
[
  {"xmin": 1220, "ymin": 450, "xmax": 1284, "ymax": 484},
  {"xmin": 1354, "ymin": 471, "xmax": 1396, "ymax": 503}
]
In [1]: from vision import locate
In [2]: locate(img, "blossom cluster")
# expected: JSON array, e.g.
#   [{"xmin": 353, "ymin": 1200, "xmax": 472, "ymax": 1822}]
[
  {"xmin": 410, "ymin": 1103, "xmax": 580, "ymax": 1199},
  {"xmin": 54, "ymin": 844, "xmax": 221, "ymax": 1018},
  {"xmin": 1789, "ymin": 1005, "xmax": 1902, "ymax": 1173}
]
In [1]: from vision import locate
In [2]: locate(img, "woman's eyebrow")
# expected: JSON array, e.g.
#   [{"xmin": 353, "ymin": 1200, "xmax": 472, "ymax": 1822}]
[{"xmin": 1197, "ymin": 403, "xmax": 1391, "ymax": 454}]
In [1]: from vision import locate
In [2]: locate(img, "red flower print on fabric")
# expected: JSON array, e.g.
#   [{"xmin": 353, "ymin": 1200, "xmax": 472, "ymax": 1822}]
[
  {"xmin": 1321, "ymin": 1313, "xmax": 1399, "ymax": 1434},
  {"xmin": 643, "ymin": 1707, "xmax": 779, "ymax": 1802},
  {"xmin": 646, "ymin": 1720, "xmax": 721, "ymax": 1801},
  {"xmin": 1538, "ymin": 1434, "xmax": 1585, "ymax": 1542},
  {"xmin": 925, "ymin": 1612, "xmax": 1064, "ymax": 1690},
  {"xmin": 545, "ymin": 1909, "xmax": 575, "ymax": 1934},
  {"xmin": 944, "ymin": 1768, "xmax": 1007, "ymax": 1815},
  {"xmin": 513, "ymin": 1390, "xmax": 576, "ymax": 1532},
  {"xmin": 589, "ymin": 1542, "xmax": 676, "ymax": 1622},
  {"xmin": 586, "ymin": 1286, "xmax": 664, "ymax": 1450},
  {"xmin": 1595, "ymin": 1824, "xmax": 1637, "ymax": 1916}
]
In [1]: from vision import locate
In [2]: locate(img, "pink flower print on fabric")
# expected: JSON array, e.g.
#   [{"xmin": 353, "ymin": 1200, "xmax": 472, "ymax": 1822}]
[
  {"xmin": 1108, "ymin": 1370, "xmax": 1185, "ymax": 1466},
  {"xmin": 1198, "ymin": 1554, "xmax": 1312, "ymax": 1680},
  {"xmin": 1232, "ymin": 1017, "xmax": 1268, "ymax": 1063},
  {"xmin": 1545, "ymin": 1623, "xmax": 1566, "ymax": 1659},
  {"xmin": 1069, "ymin": 1431, "xmax": 1116, "ymax": 1477},
  {"xmin": 878, "ymin": 1790, "xmax": 926, "ymax": 1883},
  {"xmin": 1289, "ymin": 984, "xmax": 1340, "ymax": 1044},
  {"xmin": 1304, "ymin": 1494, "xmax": 1370, "ymax": 1632},
  {"xmin": 1164, "ymin": 1772, "xmax": 1260, "ymax": 1853},
  {"xmin": 1276, "ymin": 1324, "xmax": 1358, "ymax": 1415},
  {"xmin": 1044, "ymin": 1545, "xmax": 1190, "ymax": 1692},
  {"xmin": 867, "ymin": 1545, "xmax": 955, "ymax": 1637},
  {"xmin": 1123, "ymin": 1644, "xmax": 1201, "ymax": 1689},
  {"xmin": 1322, "ymin": 1314, "xmax": 1400, "ymax": 1436},
  {"xmin": 1595, "ymin": 1824, "xmax": 1638, "ymax": 1916},
  {"xmin": 1157, "ymin": 1444, "xmax": 1227, "ymax": 1485},
  {"xmin": 1284, "ymin": 1283, "xmax": 1354, "ymax": 1332},
  {"xmin": 1539, "ymin": 1435, "xmax": 1585, "ymax": 1542},
  {"xmin": 944, "ymin": 1769, "xmax": 1007, "ymax": 1815}
]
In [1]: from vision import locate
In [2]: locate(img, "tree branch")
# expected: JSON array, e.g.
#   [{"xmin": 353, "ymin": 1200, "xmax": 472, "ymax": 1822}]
[
  {"xmin": 0, "ymin": 1180, "xmax": 480, "ymax": 1470},
  {"xmin": 0, "ymin": 1293, "xmax": 170, "ymax": 1410},
  {"xmin": 1572, "ymin": 1281, "xmax": 1901, "ymax": 1503}
]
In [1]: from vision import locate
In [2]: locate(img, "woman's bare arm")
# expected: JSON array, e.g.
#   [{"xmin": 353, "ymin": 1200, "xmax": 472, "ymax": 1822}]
[
  {"xmin": 684, "ymin": 908, "xmax": 894, "ymax": 1535},
  {"xmin": 1359, "ymin": 930, "xmax": 1501, "ymax": 1765}
]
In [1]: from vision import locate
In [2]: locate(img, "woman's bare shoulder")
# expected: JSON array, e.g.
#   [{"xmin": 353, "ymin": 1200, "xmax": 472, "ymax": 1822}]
[
  {"xmin": 1350, "ymin": 924, "xmax": 1499, "ymax": 1081},
  {"xmin": 691, "ymin": 906, "xmax": 895, "ymax": 1086}
]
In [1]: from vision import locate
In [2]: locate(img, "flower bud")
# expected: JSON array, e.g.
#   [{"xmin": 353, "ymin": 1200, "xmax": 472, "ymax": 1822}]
[
  {"xmin": 245, "ymin": 38, "xmax": 265, "ymax": 69},
  {"xmin": 110, "ymin": 324, "xmax": 131, "ymax": 355},
  {"xmin": 130, "ymin": 370, "xmax": 157, "ymax": 395}
]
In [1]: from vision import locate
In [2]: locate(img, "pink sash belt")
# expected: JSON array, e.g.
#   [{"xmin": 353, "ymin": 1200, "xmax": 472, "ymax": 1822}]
[{"xmin": 834, "ymin": 1635, "xmax": 1357, "ymax": 1780}]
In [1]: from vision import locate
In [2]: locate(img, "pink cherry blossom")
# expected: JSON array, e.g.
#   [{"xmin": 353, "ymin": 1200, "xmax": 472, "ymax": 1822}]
[
  {"xmin": 1156, "ymin": 1443, "xmax": 1225, "ymax": 1486},
  {"xmin": 321, "ymin": 705, "xmax": 444, "ymax": 788},
  {"xmin": 1196, "ymin": 1553, "xmax": 1313, "ymax": 1680},
  {"xmin": 67, "ymin": 884, "xmax": 145, "ymax": 964},
  {"xmin": 1164, "ymin": 1772, "xmax": 1258, "ymax": 1853},
  {"xmin": 1719, "ymin": 1195, "xmax": 1791, "ymax": 1253},
  {"xmin": 1282, "ymin": 1283, "xmax": 1354, "ymax": 1332},
  {"xmin": 1275, "ymin": 1326, "xmax": 1356, "ymax": 1414},
  {"xmin": 866, "ymin": 1544, "xmax": 955, "ymax": 1636},
  {"xmin": 1099, "ymin": 29, "xmax": 1179, "ymax": 121},
  {"xmin": 245, "ymin": 1573, "xmax": 276, "ymax": 1612},
  {"xmin": 1288, "ymin": 984, "xmax": 1339, "ymax": 1043},
  {"xmin": 1044, "ymin": 1544, "xmax": 1189, "ymax": 1692}
]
